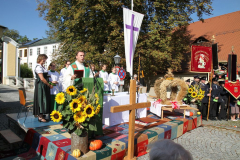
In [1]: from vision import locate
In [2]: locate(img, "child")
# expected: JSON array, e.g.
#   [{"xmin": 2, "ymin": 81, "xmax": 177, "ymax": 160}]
[
  {"xmin": 108, "ymin": 67, "xmax": 120, "ymax": 92},
  {"xmin": 99, "ymin": 64, "xmax": 109, "ymax": 91},
  {"xmin": 48, "ymin": 62, "xmax": 60, "ymax": 112}
]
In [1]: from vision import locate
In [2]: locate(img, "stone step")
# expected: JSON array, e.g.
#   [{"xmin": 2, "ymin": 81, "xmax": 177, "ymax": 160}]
[{"xmin": 0, "ymin": 129, "xmax": 22, "ymax": 144}]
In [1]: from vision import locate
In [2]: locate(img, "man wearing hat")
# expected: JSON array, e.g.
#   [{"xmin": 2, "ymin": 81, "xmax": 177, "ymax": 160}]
[
  {"xmin": 185, "ymin": 79, "xmax": 190, "ymax": 87},
  {"xmin": 191, "ymin": 75, "xmax": 200, "ymax": 86},
  {"xmin": 199, "ymin": 76, "xmax": 209, "ymax": 120},
  {"xmin": 218, "ymin": 81, "xmax": 228, "ymax": 120},
  {"xmin": 209, "ymin": 77, "xmax": 220, "ymax": 120}
]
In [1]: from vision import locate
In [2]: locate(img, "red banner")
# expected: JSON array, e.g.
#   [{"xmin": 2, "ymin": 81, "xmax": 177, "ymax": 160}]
[
  {"xmin": 190, "ymin": 45, "xmax": 212, "ymax": 72},
  {"xmin": 224, "ymin": 80, "xmax": 240, "ymax": 99}
]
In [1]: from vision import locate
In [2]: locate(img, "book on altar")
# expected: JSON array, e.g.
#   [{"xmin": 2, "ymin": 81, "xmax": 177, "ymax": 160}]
[{"xmin": 74, "ymin": 70, "xmax": 84, "ymax": 78}]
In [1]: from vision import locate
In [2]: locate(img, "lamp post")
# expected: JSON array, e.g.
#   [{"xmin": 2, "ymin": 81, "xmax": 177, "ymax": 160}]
[{"xmin": 114, "ymin": 53, "xmax": 121, "ymax": 67}]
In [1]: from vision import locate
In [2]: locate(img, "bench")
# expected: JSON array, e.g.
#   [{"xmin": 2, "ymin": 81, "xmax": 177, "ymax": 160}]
[{"xmin": 161, "ymin": 105, "xmax": 199, "ymax": 119}]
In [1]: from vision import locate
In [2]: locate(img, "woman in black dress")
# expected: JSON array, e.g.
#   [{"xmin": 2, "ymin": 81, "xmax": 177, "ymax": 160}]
[{"xmin": 33, "ymin": 54, "xmax": 53, "ymax": 122}]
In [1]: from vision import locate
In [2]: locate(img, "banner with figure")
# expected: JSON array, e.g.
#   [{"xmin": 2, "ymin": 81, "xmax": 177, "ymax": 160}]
[
  {"xmin": 123, "ymin": 7, "xmax": 144, "ymax": 77},
  {"xmin": 190, "ymin": 45, "xmax": 212, "ymax": 73}
]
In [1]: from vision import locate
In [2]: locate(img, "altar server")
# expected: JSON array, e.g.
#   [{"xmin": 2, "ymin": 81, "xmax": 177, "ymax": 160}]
[
  {"xmin": 108, "ymin": 67, "xmax": 120, "ymax": 92},
  {"xmin": 63, "ymin": 51, "xmax": 90, "ymax": 90},
  {"xmin": 48, "ymin": 62, "xmax": 60, "ymax": 112},
  {"xmin": 59, "ymin": 60, "xmax": 71, "ymax": 92},
  {"xmin": 99, "ymin": 64, "xmax": 109, "ymax": 91}
]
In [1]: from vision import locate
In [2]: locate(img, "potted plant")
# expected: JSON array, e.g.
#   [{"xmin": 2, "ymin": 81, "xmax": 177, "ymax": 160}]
[{"xmin": 50, "ymin": 85, "xmax": 101, "ymax": 154}]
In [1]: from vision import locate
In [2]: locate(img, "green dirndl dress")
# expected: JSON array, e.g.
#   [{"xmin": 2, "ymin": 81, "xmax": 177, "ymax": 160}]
[{"xmin": 33, "ymin": 71, "xmax": 51, "ymax": 116}]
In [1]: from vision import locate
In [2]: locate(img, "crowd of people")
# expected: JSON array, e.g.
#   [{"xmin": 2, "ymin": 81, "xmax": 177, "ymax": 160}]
[
  {"xmin": 33, "ymin": 52, "xmax": 121, "ymax": 122},
  {"xmin": 185, "ymin": 75, "xmax": 239, "ymax": 121}
]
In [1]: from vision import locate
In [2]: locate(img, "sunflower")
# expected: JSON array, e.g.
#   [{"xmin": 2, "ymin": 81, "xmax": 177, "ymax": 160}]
[
  {"xmin": 55, "ymin": 92, "xmax": 65, "ymax": 104},
  {"xmin": 78, "ymin": 95, "xmax": 86, "ymax": 103},
  {"xmin": 191, "ymin": 92, "xmax": 197, "ymax": 98},
  {"xmin": 74, "ymin": 111, "xmax": 86, "ymax": 123},
  {"xmin": 95, "ymin": 93, "xmax": 99, "ymax": 98},
  {"xmin": 96, "ymin": 99, "xmax": 99, "ymax": 105},
  {"xmin": 50, "ymin": 110, "xmax": 62, "ymax": 122},
  {"xmin": 199, "ymin": 89, "xmax": 203, "ymax": 95},
  {"xmin": 66, "ymin": 86, "xmax": 77, "ymax": 96},
  {"xmin": 95, "ymin": 105, "xmax": 101, "ymax": 115},
  {"xmin": 70, "ymin": 99, "xmax": 81, "ymax": 113},
  {"xmin": 188, "ymin": 88, "xmax": 193, "ymax": 93},
  {"xmin": 84, "ymin": 104, "xmax": 95, "ymax": 118},
  {"xmin": 197, "ymin": 95, "xmax": 202, "ymax": 100},
  {"xmin": 80, "ymin": 88, "xmax": 88, "ymax": 93}
]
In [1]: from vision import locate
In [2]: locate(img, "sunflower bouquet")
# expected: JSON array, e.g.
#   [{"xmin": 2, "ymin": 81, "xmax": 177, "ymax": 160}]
[
  {"xmin": 50, "ymin": 86, "xmax": 100, "ymax": 136},
  {"xmin": 183, "ymin": 84, "xmax": 205, "ymax": 106}
]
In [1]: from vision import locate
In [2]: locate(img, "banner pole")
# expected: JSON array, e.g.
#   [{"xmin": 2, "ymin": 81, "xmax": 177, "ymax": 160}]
[{"xmin": 207, "ymin": 54, "xmax": 213, "ymax": 121}]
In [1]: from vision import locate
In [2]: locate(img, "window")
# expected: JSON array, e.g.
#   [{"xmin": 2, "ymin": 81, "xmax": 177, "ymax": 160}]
[
  {"xmin": 37, "ymin": 48, "xmax": 40, "ymax": 55},
  {"xmin": 29, "ymin": 63, "xmax": 32, "ymax": 69},
  {"xmin": 24, "ymin": 49, "xmax": 27, "ymax": 57},
  {"xmin": 19, "ymin": 50, "xmax": 22, "ymax": 57},
  {"xmin": 30, "ymin": 49, "xmax": 32, "ymax": 56},
  {"xmin": 44, "ymin": 46, "xmax": 47, "ymax": 54},
  {"xmin": 53, "ymin": 45, "xmax": 56, "ymax": 53}
]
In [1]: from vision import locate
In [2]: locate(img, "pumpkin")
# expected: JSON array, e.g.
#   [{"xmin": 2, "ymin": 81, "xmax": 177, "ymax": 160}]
[
  {"xmin": 72, "ymin": 149, "xmax": 81, "ymax": 158},
  {"xmin": 89, "ymin": 140, "xmax": 103, "ymax": 150}
]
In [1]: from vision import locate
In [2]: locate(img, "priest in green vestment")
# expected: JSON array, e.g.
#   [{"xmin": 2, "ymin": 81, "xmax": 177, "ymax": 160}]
[{"xmin": 63, "ymin": 51, "xmax": 103, "ymax": 135}]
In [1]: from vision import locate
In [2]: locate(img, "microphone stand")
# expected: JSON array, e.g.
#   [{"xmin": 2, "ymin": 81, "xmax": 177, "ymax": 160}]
[
  {"xmin": 86, "ymin": 60, "xmax": 99, "ymax": 139},
  {"xmin": 86, "ymin": 60, "xmax": 99, "ymax": 92}
]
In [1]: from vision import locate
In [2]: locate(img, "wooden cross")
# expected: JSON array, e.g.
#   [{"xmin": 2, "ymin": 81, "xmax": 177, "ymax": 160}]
[{"xmin": 110, "ymin": 80, "xmax": 151, "ymax": 160}]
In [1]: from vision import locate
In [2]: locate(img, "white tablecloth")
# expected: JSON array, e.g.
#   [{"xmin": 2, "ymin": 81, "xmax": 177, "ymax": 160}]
[
  {"xmin": 150, "ymin": 101, "xmax": 190, "ymax": 117},
  {"xmin": 102, "ymin": 92, "xmax": 147, "ymax": 126}
]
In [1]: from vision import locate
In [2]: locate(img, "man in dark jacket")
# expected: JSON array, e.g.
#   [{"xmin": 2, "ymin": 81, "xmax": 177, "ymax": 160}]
[
  {"xmin": 190, "ymin": 75, "xmax": 200, "ymax": 86},
  {"xmin": 209, "ymin": 78, "xmax": 220, "ymax": 120},
  {"xmin": 218, "ymin": 81, "xmax": 228, "ymax": 120},
  {"xmin": 200, "ymin": 77, "xmax": 210, "ymax": 120}
]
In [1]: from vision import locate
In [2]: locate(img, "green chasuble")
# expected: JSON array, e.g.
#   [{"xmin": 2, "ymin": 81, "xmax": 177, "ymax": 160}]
[
  {"xmin": 82, "ymin": 78, "xmax": 104, "ymax": 136},
  {"xmin": 70, "ymin": 62, "xmax": 103, "ymax": 136}
]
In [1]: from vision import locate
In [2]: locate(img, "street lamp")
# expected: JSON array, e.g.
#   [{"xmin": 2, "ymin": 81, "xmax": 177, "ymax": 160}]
[{"xmin": 114, "ymin": 53, "xmax": 121, "ymax": 66}]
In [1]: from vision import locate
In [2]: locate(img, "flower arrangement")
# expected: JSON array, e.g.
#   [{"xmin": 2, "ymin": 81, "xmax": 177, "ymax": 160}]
[
  {"xmin": 183, "ymin": 84, "xmax": 205, "ymax": 106},
  {"xmin": 50, "ymin": 85, "xmax": 100, "ymax": 136}
]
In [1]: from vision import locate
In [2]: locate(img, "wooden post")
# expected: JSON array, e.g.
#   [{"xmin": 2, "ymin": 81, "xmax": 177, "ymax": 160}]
[
  {"xmin": 207, "ymin": 64, "xmax": 213, "ymax": 121},
  {"xmin": 110, "ymin": 80, "xmax": 151, "ymax": 160}
]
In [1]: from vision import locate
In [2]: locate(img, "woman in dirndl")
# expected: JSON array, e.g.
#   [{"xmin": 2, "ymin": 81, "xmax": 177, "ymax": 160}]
[{"xmin": 33, "ymin": 54, "xmax": 53, "ymax": 122}]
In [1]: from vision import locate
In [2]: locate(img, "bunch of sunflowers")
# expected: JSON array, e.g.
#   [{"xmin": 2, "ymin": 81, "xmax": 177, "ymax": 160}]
[
  {"xmin": 183, "ymin": 85, "xmax": 205, "ymax": 106},
  {"xmin": 50, "ymin": 86, "xmax": 100, "ymax": 136}
]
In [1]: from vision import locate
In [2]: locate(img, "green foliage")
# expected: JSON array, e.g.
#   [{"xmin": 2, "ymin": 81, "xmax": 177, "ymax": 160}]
[
  {"xmin": 3, "ymin": 29, "xmax": 31, "ymax": 44},
  {"xmin": 37, "ymin": 0, "xmax": 213, "ymax": 75},
  {"xmin": 20, "ymin": 64, "xmax": 33, "ymax": 78}
]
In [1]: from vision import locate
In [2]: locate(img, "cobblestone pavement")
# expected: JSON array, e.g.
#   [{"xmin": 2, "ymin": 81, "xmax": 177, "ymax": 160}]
[{"xmin": 1, "ymin": 84, "xmax": 240, "ymax": 159}]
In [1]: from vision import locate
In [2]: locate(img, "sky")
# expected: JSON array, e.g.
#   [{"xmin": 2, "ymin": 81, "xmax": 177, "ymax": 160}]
[{"xmin": 0, "ymin": 0, "xmax": 240, "ymax": 40}]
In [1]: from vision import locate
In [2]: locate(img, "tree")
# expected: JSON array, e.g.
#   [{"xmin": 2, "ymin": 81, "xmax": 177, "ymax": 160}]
[
  {"xmin": 37, "ymin": 0, "xmax": 212, "ymax": 75},
  {"xmin": 3, "ymin": 29, "xmax": 30, "ymax": 43}
]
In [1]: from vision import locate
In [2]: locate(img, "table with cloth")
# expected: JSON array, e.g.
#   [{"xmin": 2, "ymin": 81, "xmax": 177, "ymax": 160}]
[
  {"xmin": 102, "ymin": 92, "xmax": 147, "ymax": 126},
  {"xmin": 3, "ymin": 114, "xmax": 202, "ymax": 160},
  {"xmin": 150, "ymin": 101, "xmax": 198, "ymax": 119}
]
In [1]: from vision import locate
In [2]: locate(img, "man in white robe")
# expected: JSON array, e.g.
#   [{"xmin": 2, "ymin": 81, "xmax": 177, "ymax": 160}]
[
  {"xmin": 108, "ymin": 67, "xmax": 120, "ymax": 92},
  {"xmin": 59, "ymin": 60, "xmax": 71, "ymax": 92},
  {"xmin": 63, "ymin": 51, "xmax": 90, "ymax": 90},
  {"xmin": 99, "ymin": 64, "xmax": 109, "ymax": 91}
]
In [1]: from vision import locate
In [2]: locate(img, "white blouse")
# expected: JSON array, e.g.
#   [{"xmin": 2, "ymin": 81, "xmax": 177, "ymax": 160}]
[{"xmin": 35, "ymin": 64, "xmax": 48, "ymax": 74}]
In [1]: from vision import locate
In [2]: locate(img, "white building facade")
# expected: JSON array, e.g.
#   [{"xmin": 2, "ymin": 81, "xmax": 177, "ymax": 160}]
[{"xmin": 27, "ymin": 39, "xmax": 60, "ymax": 76}]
